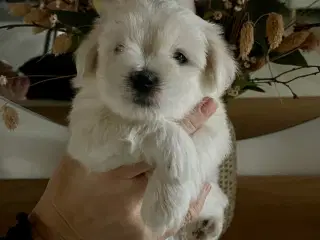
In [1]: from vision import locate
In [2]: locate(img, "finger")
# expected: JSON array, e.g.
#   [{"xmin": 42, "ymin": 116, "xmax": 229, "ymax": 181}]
[
  {"xmin": 160, "ymin": 229, "xmax": 176, "ymax": 240},
  {"xmin": 194, "ymin": 183, "xmax": 212, "ymax": 208},
  {"xmin": 185, "ymin": 183, "xmax": 212, "ymax": 224},
  {"xmin": 162, "ymin": 184, "xmax": 212, "ymax": 239},
  {"xmin": 180, "ymin": 98, "xmax": 216, "ymax": 135},
  {"xmin": 108, "ymin": 161, "xmax": 153, "ymax": 179}
]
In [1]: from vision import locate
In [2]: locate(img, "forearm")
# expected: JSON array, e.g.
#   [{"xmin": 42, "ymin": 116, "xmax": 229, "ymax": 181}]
[
  {"xmin": 30, "ymin": 184, "xmax": 162, "ymax": 240},
  {"xmin": 29, "ymin": 204, "xmax": 71, "ymax": 240},
  {"xmin": 29, "ymin": 214, "xmax": 50, "ymax": 240},
  {"xmin": 29, "ymin": 209, "xmax": 156, "ymax": 240}
]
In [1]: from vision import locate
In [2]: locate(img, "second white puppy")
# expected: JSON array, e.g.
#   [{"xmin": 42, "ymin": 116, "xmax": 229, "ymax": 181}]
[{"xmin": 68, "ymin": 0, "xmax": 237, "ymax": 239}]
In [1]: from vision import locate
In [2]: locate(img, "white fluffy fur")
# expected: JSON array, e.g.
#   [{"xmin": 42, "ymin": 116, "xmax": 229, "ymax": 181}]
[{"xmin": 68, "ymin": 0, "xmax": 237, "ymax": 239}]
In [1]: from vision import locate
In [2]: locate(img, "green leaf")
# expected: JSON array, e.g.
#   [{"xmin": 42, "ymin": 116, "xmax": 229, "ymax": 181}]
[
  {"xmin": 233, "ymin": 73, "xmax": 250, "ymax": 89},
  {"xmin": 203, "ymin": 11, "xmax": 214, "ymax": 21},
  {"xmin": 196, "ymin": 0, "xmax": 224, "ymax": 18},
  {"xmin": 51, "ymin": 10, "xmax": 98, "ymax": 34},
  {"xmin": 270, "ymin": 50, "xmax": 308, "ymax": 67},
  {"xmin": 69, "ymin": 34, "xmax": 85, "ymax": 53},
  {"xmin": 243, "ymin": 84, "xmax": 266, "ymax": 93}
]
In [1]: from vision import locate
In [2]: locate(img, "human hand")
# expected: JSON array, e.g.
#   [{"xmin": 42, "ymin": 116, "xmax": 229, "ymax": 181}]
[{"xmin": 29, "ymin": 98, "xmax": 217, "ymax": 240}]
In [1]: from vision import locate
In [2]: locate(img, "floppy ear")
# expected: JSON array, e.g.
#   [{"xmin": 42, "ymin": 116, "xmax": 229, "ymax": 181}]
[
  {"xmin": 76, "ymin": 1, "xmax": 121, "ymax": 80},
  {"xmin": 75, "ymin": 24, "xmax": 100, "ymax": 79},
  {"xmin": 203, "ymin": 23, "xmax": 237, "ymax": 97}
]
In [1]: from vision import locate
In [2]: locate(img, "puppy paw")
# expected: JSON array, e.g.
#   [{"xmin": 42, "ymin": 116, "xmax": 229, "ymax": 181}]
[
  {"xmin": 142, "ymin": 122, "xmax": 197, "ymax": 182},
  {"xmin": 185, "ymin": 218, "xmax": 224, "ymax": 240},
  {"xmin": 141, "ymin": 182, "xmax": 190, "ymax": 236}
]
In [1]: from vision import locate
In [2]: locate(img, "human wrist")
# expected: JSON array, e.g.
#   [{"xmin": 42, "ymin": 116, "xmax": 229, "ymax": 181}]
[
  {"xmin": 29, "ymin": 210, "xmax": 58, "ymax": 240},
  {"xmin": 29, "ymin": 200, "xmax": 76, "ymax": 240},
  {"xmin": 29, "ymin": 213, "xmax": 45, "ymax": 240}
]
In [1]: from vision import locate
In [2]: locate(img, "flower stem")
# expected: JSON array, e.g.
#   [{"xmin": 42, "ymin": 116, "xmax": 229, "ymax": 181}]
[{"xmin": 252, "ymin": 65, "xmax": 320, "ymax": 98}]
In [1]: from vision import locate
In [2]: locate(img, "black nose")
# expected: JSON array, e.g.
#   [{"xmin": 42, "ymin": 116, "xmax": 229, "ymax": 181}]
[{"xmin": 129, "ymin": 70, "xmax": 159, "ymax": 94}]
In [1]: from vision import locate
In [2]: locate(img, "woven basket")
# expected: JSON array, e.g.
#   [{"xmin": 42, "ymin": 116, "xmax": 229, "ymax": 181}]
[{"xmin": 219, "ymin": 121, "xmax": 237, "ymax": 235}]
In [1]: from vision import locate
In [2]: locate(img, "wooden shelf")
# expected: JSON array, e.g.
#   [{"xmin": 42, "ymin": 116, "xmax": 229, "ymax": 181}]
[
  {"xmin": 1, "ymin": 176, "xmax": 320, "ymax": 239},
  {"xmin": 23, "ymin": 97, "xmax": 320, "ymax": 140},
  {"xmin": 227, "ymin": 97, "xmax": 320, "ymax": 140},
  {"xmin": 222, "ymin": 176, "xmax": 320, "ymax": 240}
]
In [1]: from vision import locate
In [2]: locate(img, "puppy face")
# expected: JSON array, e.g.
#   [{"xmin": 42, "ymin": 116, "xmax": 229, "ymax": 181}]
[{"xmin": 76, "ymin": 0, "xmax": 236, "ymax": 121}]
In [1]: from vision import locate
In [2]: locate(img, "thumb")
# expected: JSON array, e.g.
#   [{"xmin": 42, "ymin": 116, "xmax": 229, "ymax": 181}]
[
  {"xmin": 108, "ymin": 161, "xmax": 152, "ymax": 179},
  {"xmin": 180, "ymin": 97, "xmax": 216, "ymax": 135}
]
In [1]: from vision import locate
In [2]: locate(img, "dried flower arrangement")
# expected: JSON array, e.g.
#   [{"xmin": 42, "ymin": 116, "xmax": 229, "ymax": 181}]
[
  {"xmin": 1, "ymin": 0, "xmax": 320, "ymax": 130},
  {"xmin": 198, "ymin": 0, "xmax": 320, "ymax": 99}
]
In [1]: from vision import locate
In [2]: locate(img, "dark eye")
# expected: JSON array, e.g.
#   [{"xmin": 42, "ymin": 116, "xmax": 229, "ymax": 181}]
[
  {"xmin": 173, "ymin": 51, "xmax": 188, "ymax": 65},
  {"xmin": 114, "ymin": 44, "xmax": 124, "ymax": 54}
]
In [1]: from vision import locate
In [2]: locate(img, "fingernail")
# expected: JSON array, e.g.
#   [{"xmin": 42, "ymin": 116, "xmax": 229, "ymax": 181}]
[
  {"xmin": 204, "ymin": 183, "xmax": 212, "ymax": 192},
  {"xmin": 201, "ymin": 98, "xmax": 216, "ymax": 116}
]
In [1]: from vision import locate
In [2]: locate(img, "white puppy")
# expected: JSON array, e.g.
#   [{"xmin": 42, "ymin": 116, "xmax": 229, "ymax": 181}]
[{"xmin": 68, "ymin": 0, "xmax": 237, "ymax": 239}]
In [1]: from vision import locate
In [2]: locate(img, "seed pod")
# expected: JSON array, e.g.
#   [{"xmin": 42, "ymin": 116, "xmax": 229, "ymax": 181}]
[
  {"xmin": 46, "ymin": 1, "xmax": 73, "ymax": 11},
  {"xmin": 8, "ymin": 3, "xmax": 32, "ymax": 17},
  {"xmin": 24, "ymin": 8, "xmax": 43, "ymax": 24},
  {"xmin": 52, "ymin": 34, "xmax": 73, "ymax": 55},
  {"xmin": 275, "ymin": 31, "xmax": 310, "ymax": 53},
  {"xmin": 1, "ymin": 105, "xmax": 19, "ymax": 130},
  {"xmin": 266, "ymin": 13, "xmax": 284, "ymax": 50},
  {"xmin": 300, "ymin": 32, "xmax": 320, "ymax": 52},
  {"xmin": 239, "ymin": 21, "xmax": 254, "ymax": 60},
  {"xmin": 24, "ymin": 8, "xmax": 51, "ymax": 28}
]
